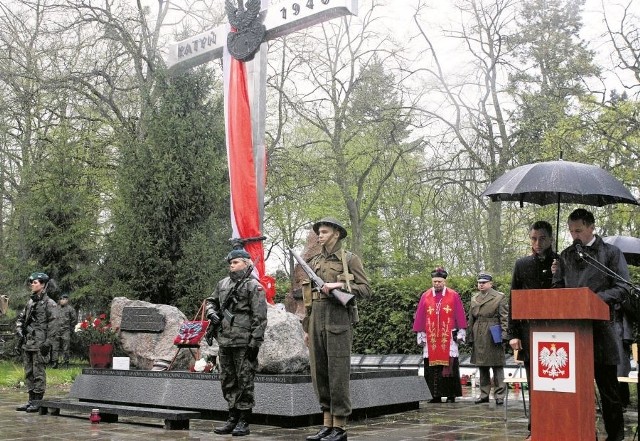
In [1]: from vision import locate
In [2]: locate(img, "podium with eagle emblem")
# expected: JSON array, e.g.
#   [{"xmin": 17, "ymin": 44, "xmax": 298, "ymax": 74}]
[{"xmin": 511, "ymin": 288, "xmax": 610, "ymax": 441}]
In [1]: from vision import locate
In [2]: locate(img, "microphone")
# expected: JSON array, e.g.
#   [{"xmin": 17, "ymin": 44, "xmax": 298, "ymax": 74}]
[{"xmin": 573, "ymin": 239, "xmax": 584, "ymax": 258}]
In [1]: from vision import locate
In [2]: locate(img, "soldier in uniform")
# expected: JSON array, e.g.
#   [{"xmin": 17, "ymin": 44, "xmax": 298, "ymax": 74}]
[
  {"xmin": 51, "ymin": 293, "xmax": 77, "ymax": 368},
  {"xmin": 303, "ymin": 217, "xmax": 371, "ymax": 441},
  {"xmin": 468, "ymin": 272, "xmax": 508, "ymax": 406},
  {"xmin": 205, "ymin": 249, "xmax": 267, "ymax": 437},
  {"xmin": 15, "ymin": 272, "xmax": 59, "ymax": 412}
]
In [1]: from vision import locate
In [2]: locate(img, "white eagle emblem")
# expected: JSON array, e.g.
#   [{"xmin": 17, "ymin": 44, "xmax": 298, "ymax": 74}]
[{"xmin": 539, "ymin": 343, "xmax": 568, "ymax": 378}]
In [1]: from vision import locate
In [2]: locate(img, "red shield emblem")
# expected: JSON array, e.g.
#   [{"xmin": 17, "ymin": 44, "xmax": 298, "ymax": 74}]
[{"xmin": 537, "ymin": 341, "xmax": 570, "ymax": 380}]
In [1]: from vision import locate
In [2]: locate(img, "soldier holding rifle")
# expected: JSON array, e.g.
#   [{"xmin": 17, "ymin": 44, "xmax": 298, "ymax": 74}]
[
  {"xmin": 15, "ymin": 272, "xmax": 59, "ymax": 413},
  {"xmin": 296, "ymin": 217, "xmax": 371, "ymax": 441},
  {"xmin": 205, "ymin": 249, "xmax": 267, "ymax": 437}
]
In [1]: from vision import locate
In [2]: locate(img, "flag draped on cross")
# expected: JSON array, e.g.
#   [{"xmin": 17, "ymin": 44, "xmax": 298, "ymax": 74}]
[{"xmin": 223, "ymin": 31, "xmax": 275, "ymax": 304}]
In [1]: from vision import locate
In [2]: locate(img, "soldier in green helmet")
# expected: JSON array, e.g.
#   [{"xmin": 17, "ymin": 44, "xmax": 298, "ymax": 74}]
[
  {"xmin": 15, "ymin": 272, "xmax": 59, "ymax": 413},
  {"xmin": 205, "ymin": 248, "xmax": 268, "ymax": 437},
  {"xmin": 303, "ymin": 217, "xmax": 371, "ymax": 441}
]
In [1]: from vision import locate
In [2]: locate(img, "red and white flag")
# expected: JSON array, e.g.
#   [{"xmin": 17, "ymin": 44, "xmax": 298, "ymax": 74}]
[{"xmin": 223, "ymin": 30, "xmax": 275, "ymax": 303}]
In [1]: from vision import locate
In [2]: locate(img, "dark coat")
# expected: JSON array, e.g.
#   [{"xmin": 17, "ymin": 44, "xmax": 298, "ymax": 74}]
[
  {"xmin": 552, "ymin": 235, "xmax": 629, "ymax": 365},
  {"xmin": 507, "ymin": 250, "xmax": 559, "ymax": 355},
  {"xmin": 468, "ymin": 287, "xmax": 508, "ymax": 366}
]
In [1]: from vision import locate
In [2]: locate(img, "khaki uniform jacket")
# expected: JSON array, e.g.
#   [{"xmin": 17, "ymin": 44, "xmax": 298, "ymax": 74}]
[
  {"xmin": 303, "ymin": 242, "xmax": 371, "ymax": 332},
  {"xmin": 468, "ymin": 287, "xmax": 508, "ymax": 366}
]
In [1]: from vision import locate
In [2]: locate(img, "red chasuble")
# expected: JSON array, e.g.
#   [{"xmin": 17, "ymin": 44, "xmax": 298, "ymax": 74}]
[{"xmin": 423, "ymin": 289, "xmax": 456, "ymax": 366}]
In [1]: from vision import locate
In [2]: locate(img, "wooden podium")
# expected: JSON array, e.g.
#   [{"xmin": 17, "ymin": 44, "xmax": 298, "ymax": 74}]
[{"xmin": 511, "ymin": 288, "xmax": 610, "ymax": 441}]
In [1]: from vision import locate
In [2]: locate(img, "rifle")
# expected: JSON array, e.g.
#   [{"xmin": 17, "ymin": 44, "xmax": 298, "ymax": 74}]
[
  {"xmin": 14, "ymin": 300, "xmax": 36, "ymax": 355},
  {"xmin": 205, "ymin": 265, "xmax": 254, "ymax": 344},
  {"xmin": 289, "ymin": 249, "xmax": 355, "ymax": 307}
]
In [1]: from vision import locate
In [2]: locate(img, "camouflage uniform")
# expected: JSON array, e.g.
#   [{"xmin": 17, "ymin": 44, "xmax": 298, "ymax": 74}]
[
  {"xmin": 205, "ymin": 270, "xmax": 267, "ymax": 412},
  {"xmin": 304, "ymin": 241, "xmax": 371, "ymax": 418},
  {"xmin": 15, "ymin": 291, "xmax": 59, "ymax": 400},
  {"xmin": 51, "ymin": 301, "xmax": 77, "ymax": 366}
]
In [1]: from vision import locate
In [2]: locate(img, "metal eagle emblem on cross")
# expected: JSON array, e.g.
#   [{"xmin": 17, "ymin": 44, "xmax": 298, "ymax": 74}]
[{"xmin": 225, "ymin": 0, "xmax": 266, "ymax": 61}]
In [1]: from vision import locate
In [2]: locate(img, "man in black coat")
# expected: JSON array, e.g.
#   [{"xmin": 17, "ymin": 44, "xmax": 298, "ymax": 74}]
[
  {"xmin": 552, "ymin": 208, "xmax": 627, "ymax": 441},
  {"xmin": 507, "ymin": 220, "xmax": 558, "ymax": 441}
]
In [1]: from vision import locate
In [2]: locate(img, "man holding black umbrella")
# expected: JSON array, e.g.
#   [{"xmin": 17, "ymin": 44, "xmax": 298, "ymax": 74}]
[{"xmin": 552, "ymin": 208, "xmax": 627, "ymax": 441}]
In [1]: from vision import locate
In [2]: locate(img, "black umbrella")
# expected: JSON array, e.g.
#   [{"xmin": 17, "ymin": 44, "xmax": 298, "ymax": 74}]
[
  {"xmin": 481, "ymin": 160, "xmax": 639, "ymax": 248},
  {"xmin": 602, "ymin": 235, "xmax": 640, "ymax": 266}
]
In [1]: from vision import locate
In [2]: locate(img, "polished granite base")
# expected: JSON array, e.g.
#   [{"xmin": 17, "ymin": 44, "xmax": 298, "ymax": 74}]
[{"xmin": 69, "ymin": 368, "xmax": 429, "ymax": 426}]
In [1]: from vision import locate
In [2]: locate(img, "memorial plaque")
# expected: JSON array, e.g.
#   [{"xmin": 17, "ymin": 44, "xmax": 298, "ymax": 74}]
[{"xmin": 120, "ymin": 307, "xmax": 165, "ymax": 332}]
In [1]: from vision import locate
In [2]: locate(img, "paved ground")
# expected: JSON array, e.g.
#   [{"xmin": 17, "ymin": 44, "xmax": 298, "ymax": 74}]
[{"xmin": 1, "ymin": 386, "xmax": 637, "ymax": 440}]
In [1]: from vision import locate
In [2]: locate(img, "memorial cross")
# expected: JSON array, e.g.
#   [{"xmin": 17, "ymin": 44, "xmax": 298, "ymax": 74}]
[{"xmin": 166, "ymin": 1, "xmax": 358, "ymax": 303}]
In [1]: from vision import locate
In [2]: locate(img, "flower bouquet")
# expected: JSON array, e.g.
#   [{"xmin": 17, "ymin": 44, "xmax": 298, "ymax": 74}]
[
  {"xmin": 75, "ymin": 313, "xmax": 119, "ymax": 345},
  {"xmin": 75, "ymin": 314, "xmax": 119, "ymax": 368}
]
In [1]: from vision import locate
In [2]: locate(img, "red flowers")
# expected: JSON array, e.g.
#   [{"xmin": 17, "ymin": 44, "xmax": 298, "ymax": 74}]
[{"xmin": 75, "ymin": 313, "xmax": 119, "ymax": 345}]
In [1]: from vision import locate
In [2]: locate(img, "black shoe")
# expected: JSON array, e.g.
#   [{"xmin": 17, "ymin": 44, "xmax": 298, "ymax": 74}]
[
  {"xmin": 321, "ymin": 427, "xmax": 347, "ymax": 441},
  {"xmin": 16, "ymin": 401, "xmax": 31, "ymax": 412},
  {"xmin": 474, "ymin": 397, "xmax": 489, "ymax": 404},
  {"xmin": 214, "ymin": 410, "xmax": 239, "ymax": 435},
  {"xmin": 428, "ymin": 397, "xmax": 442, "ymax": 403},
  {"xmin": 231, "ymin": 420, "xmax": 250, "ymax": 436},
  {"xmin": 16, "ymin": 391, "xmax": 34, "ymax": 411},
  {"xmin": 495, "ymin": 399, "xmax": 504, "ymax": 405},
  {"xmin": 306, "ymin": 427, "xmax": 333, "ymax": 441},
  {"xmin": 25, "ymin": 392, "xmax": 43, "ymax": 413},
  {"xmin": 445, "ymin": 397, "xmax": 456, "ymax": 403}
]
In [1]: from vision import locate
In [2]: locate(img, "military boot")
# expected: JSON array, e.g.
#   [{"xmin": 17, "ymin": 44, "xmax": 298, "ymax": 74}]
[
  {"xmin": 231, "ymin": 410, "xmax": 251, "ymax": 436},
  {"xmin": 16, "ymin": 391, "xmax": 34, "ymax": 411},
  {"xmin": 25, "ymin": 392, "xmax": 43, "ymax": 413},
  {"xmin": 213, "ymin": 409, "xmax": 239, "ymax": 434}
]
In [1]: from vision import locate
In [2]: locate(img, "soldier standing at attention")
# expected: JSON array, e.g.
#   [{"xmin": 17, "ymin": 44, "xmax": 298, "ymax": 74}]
[
  {"xmin": 205, "ymin": 249, "xmax": 267, "ymax": 437},
  {"xmin": 303, "ymin": 217, "xmax": 371, "ymax": 441},
  {"xmin": 468, "ymin": 272, "xmax": 508, "ymax": 406},
  {"xmin": 51, "ymin": 293, "xmax": 77, "ymax": 368},
  {"xmin": 15, "ymin": 272, "xmax": 59, "ymax": 413}
]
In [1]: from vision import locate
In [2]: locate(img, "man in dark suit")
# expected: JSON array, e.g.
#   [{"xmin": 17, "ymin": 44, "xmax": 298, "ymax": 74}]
[
  {"xmin": 552, "ymin": 208, "xmax": 627, "ymax": 441},
  {"xmin": 507, "ymin": 220, "xmax": 558, "ymax": 441}
]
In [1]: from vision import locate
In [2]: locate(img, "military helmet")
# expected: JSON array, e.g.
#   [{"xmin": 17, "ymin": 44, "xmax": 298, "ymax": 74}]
[
  {"xmin": 226, "ymin": 249, "xmax": 251, "ymax": 262},
  {"xmin": 28, "ymin": 272, "xmax": 49, "ymax": 284},
  {"xmin": 313, "ymin": 217, "xmax": 348, "ymax": 239}
]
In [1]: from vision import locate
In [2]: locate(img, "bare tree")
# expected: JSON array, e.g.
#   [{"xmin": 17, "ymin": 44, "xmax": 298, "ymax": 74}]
[
  {"xmin": 604, "ymin": 0, "xmax": 640, "ymax": 90},
  {"xmin": 266, "ymin": 1, "xmax": 425, "ymax": 258}
]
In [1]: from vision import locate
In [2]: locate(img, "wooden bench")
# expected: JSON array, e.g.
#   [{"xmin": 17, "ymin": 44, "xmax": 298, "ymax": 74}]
[{"xmin": 35, "ymin": 398, "xmax": 201, "ymax": 430}]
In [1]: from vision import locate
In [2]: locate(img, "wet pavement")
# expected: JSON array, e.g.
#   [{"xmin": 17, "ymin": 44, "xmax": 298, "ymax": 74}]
[{"xmin": 1, "ymin": 386, "xmax": 637, "ymax": 440}]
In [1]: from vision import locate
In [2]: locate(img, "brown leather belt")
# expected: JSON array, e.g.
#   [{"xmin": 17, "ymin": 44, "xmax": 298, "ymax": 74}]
[{"xmin": 312, "ymin": 292, "xmax": 331, "ymax": 300}]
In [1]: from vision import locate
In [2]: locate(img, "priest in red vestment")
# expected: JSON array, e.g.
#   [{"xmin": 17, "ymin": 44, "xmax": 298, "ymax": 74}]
[{"xmin": 413, "ymin": 267, "xmax": 468, "ymax": 403}]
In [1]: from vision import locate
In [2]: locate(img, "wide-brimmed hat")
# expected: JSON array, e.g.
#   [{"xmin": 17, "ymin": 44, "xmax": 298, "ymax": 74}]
[{"xmin": 312, "ymin": 217, "xmax": 348, "ymax": 239}]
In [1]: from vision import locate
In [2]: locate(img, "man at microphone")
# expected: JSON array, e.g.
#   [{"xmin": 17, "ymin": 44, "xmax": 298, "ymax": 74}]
[{"xmin": 552, "ymin": 208, "xmax": 627, "ymax": 441}]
